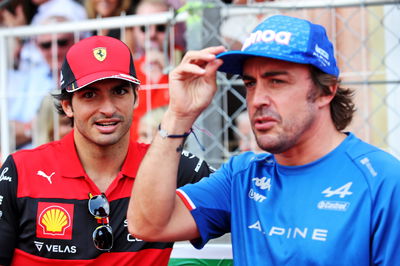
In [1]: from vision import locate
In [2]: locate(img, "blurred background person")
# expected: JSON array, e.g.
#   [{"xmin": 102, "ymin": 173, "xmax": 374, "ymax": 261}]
[
  {"xmin": 1, "ymin": 0, "xmax": 86, "ymax": 69},
  {"xmin": 137, "ymin": 105, "xmax": 167, "ymax": 144},
  {"xmin": 129, "ymin": 0, "xmax": 177, "ymax": 141},
  {"xmin": 0, "ymin": 0, "xmax": 46, "ymax": 28},
  {"xmin": 0, "ymin": 0, "xmax": 29, "ymax": 28},
  {"xmin": 84, "ymin": 0, "xmax": 133, "ymax": 38},
  {"xmin": 32, "ymin": 95, "xmax": 72, "ymax": 146},
  {"xmin": 234, "ymin": 110, "xmax": 263, "ymax": 153},
  {"xmin": 220, "ymin": 0, "xmax": 275, "ymax": 50},
  {"xmin": 133, "ymin": 0, "xmax": 170, "ymax": 58},
  {"xmin": 8, "ymin": 17, "xmax": 75, "ymax": 148},
  {"xmin": 7, "ymin": 5, "xmax": 85, "ymax": 149}
]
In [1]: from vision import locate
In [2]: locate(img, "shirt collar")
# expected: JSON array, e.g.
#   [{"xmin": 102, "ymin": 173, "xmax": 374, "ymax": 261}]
[
  {"xmin": 59, "ymin": 130, "xmax": 148, "ymax": 179},
  {"xmin": 121, "ymin": 140, "xmax": 149, "ymax": 178},
  {"xmin": 59, "ymin": 130, "xmax": 86, "ymax": 178}
]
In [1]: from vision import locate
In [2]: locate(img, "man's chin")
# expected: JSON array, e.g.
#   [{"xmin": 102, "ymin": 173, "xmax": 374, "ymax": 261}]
[
  {"xmin": 92, "ymin": 134, "xmax": 120, "ymax": 147},
  {"xmin": 255, "ymin": 135, "xmax": 285, "ymax": 154}
]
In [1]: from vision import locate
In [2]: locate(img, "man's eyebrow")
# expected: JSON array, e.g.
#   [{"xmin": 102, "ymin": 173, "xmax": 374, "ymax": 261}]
[
  {"xmin": 113, "ymin": 82, "xmax": 132, "ymax": 89},
  {"xmin": 261, "ymin": 71, "xmax": 289, "ymax": 78},
  {"xmin": 79, "ymin": 86, "xmax": 98, "ymax": 92},
  {"xmin": 241, "ymin": 71, "xmax": 289, "ymax": 80},
  {"xmin": 241, "ymin": 74, "xmax": 255, "ymax": 80},
  {"xmin": 83, "ymin": 81, "xmax": 132, "ymax": 91}
]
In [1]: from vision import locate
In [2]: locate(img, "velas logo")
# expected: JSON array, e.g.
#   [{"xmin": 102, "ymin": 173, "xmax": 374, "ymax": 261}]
[
  {"xmin": 93, "ymin": 47, "xmax": 107, "ymax": 62},
  {"xmin": 36, "ymin": 202, "xmax": 74, "ymax": 240},
  {"xmin": 242, "ymin": 30, "xmax": 292, "ymax": 51}
]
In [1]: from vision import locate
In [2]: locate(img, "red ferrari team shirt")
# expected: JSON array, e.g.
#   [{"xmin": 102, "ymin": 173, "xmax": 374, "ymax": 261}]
[{"xmin": 0, "ymin": 131, "xmax": 213, "ymax": 265}]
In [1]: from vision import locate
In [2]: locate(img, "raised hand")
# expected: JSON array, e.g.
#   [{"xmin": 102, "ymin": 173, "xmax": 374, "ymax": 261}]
[{"xmin": 167, "ymin": 46, "xmax": 226, "ymax": 124}]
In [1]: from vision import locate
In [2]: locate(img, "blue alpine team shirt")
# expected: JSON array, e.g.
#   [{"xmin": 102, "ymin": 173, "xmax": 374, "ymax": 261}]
[{"xmin": 177, "ymin": 133, "xmax": 400, "ymax": 265}]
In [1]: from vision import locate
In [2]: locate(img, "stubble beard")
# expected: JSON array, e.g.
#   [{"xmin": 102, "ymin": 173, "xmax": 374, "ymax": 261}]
[
  {"xmin": 80, "ymin": 114, "xmax": 131, "ymax": 147},
  {"xmin": 254, "ymin": 102, "xmax": 316, "ymax": 154}
]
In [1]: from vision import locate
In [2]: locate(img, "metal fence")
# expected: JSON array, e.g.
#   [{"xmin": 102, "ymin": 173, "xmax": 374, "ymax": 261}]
[
  {"xmin": 186, "ymin": 0, "xmax": 400, "ymax": 167},
  {"xmin": 1, "ymin": 0, "xmax": 400, "ymax": 168}
]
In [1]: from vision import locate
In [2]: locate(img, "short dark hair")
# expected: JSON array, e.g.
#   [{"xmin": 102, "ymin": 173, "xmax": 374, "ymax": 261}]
[
  {"xmin": 309, "ymin": 66, "xmax": 356, "ymax": 131},
  {"xmin": 52, "ymin": 82, "xmax": 139, "ymax": 124},
  {"xmin": 52, "ymin": 89, "xmax": 72, "ymax": 116}
]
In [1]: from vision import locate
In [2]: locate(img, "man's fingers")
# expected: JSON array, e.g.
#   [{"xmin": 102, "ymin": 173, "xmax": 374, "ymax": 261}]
[
  {"xmin": 204, "ymin": 59, "xmax": 224, "ymax": 78},
  {"xmin": 175, "ymin": 46, "xmax": 226, "ymax": 79},
  {"xmin": 181, "ymin": 46, "xmax": 226, "ymax": 65},
  {"xmin": 201, "ymin": 45, "xmax": 227, "ymax": 55},
  {"xmin": 172, "ymin": 63, "xmax": 207, "ymax": 78}
]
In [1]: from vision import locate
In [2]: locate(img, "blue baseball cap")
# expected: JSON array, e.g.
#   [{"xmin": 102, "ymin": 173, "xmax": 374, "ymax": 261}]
[{"xmin": 217, "ymin": 15, "xmax": 339, "ymax": 77}]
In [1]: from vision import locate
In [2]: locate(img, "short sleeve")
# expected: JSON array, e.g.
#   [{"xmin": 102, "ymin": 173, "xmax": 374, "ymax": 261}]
[
  {"xmin": 370, "ymin": 164, "xmax": 400, "ymax": 264},
  {"xmin": 0, "ymin": 155, "xmax": 19, "ymax": 265},
  {"xmin": 177, "ymin": 160, "xmax": 233, "ymax": 249},
  {"xmin": 176, "ymin": 151, "xmax": 215, "ymax": 188}
]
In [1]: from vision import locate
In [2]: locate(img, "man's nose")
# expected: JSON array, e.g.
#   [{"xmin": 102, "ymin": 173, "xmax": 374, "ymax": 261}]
[
  {"xmin": 99, "ymin": 97, "xmax": 117, "ymax": 116},
  {"xmin": 251, "ymin": 86, "xmax": 272, "ymax": 109},
  {"xmin": 149, "ymin": 25, "xmax": 158, "ymax": 38}
]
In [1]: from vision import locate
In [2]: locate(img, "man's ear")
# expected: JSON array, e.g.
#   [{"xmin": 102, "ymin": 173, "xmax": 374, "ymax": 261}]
[
  {"xmin": 61, "ymin": 99, "xmax": 73, "ymax": 118},
  {"xmin": 133, "ymin": 88, "xmax": 139, "ymax": 109},
  {"xmin": 317, "ymin": 84, "xmax": 337, "ymax": 108}
]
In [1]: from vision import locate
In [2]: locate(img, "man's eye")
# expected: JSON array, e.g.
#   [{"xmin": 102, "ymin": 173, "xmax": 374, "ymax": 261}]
[
  {"xmin": 83, "ymin": 91, "xmax": 95, "ymax": 98},
  {"xmin": 243, "ymin": 81, "xmax": 256, "ymax": 89},
  {"xmin": 271, "ymin": 79, "xmax": 284, "ymax": 84},
  {"xmin": 114, "ymin": 88, "xmax": 128, "ymax": 95}
]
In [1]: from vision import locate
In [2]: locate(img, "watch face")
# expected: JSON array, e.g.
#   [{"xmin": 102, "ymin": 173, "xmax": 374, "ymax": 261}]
[
  {"xmin": 158, "ymin": 124, "xmax": 168, "ymax": 139},
  {"xmin": 159, "ymin": 128, "xmax": 168, "ymax": 139}
]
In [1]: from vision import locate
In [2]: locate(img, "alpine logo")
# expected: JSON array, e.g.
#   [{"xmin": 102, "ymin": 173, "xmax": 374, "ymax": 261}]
[
  {"xmin": 252, "ymin": 177, "xmax": 271, "ymax": 190},
  {"xmin": 322, "ymin": 182, "xmax": 353, "ymax": 198},
  {"xmin": 248, "ymin": 220, "xmax": 328, "ymax": 241},
  {"xmin": 36, "ymin": 202, "xmax": 74, "ymax": 240}
]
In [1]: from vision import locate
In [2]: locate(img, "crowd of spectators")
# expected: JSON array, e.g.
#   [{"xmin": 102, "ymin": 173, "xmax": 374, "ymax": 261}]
[
  {"xmin": 0, "ymin": 0, "xmax": 266, "ymax": 156},
  {"xmin": 1, "ymin": 0, "xmax": 87, "ymax": 150},
  {"xmin": 0, "ymin": 0, "xmax": 183, "ymax": 152}
]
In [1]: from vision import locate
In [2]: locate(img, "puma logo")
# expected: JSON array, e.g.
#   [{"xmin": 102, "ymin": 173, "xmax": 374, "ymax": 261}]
[{"xmin": 37, "ymin": 170, "xmax": 55, "ymax": 184}]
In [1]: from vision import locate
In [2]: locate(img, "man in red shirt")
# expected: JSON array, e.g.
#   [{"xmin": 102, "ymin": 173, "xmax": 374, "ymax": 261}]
[{"xmin": 0, "ymin": 35, "xmax": 212, "ymax": 265}]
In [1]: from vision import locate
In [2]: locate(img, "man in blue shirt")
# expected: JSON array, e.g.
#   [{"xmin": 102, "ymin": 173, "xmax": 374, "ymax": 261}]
[{"xmin": 127, "ymin": 15, "xmax": 400, "ymax": 265}]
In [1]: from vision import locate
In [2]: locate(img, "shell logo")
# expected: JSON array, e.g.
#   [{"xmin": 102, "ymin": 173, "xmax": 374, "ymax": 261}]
[{"xmin": 39, "ymin": 206, "xmax": 71, "ymax": 235}]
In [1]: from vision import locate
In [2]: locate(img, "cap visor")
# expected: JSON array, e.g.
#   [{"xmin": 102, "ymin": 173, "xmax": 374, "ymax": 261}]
[
  {"xmin": 217, "ymin": 50, "xmax": 312, "ymax": 75},
  {"xmin": 67, "ymin": 71, "xmax": 141, "ymax": 92}
]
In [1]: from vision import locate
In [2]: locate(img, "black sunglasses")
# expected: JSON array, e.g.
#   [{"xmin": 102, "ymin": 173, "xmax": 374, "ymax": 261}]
[
  {"xmin": 38, "ymin": 38, "xmax": 71, "ymax": 50},
  {"xmin": 88, "ymin": 193, "xmax": 113, "ymax": 251},
  {"xmin": 140, "ymin": 24, "xmax": 167, "ymax": 33}
]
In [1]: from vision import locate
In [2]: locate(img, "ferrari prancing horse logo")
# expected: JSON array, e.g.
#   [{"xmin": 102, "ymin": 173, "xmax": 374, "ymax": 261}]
[{"xmin": 93, "ymin": 47, "xmax": 107, "ymax": 61}]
